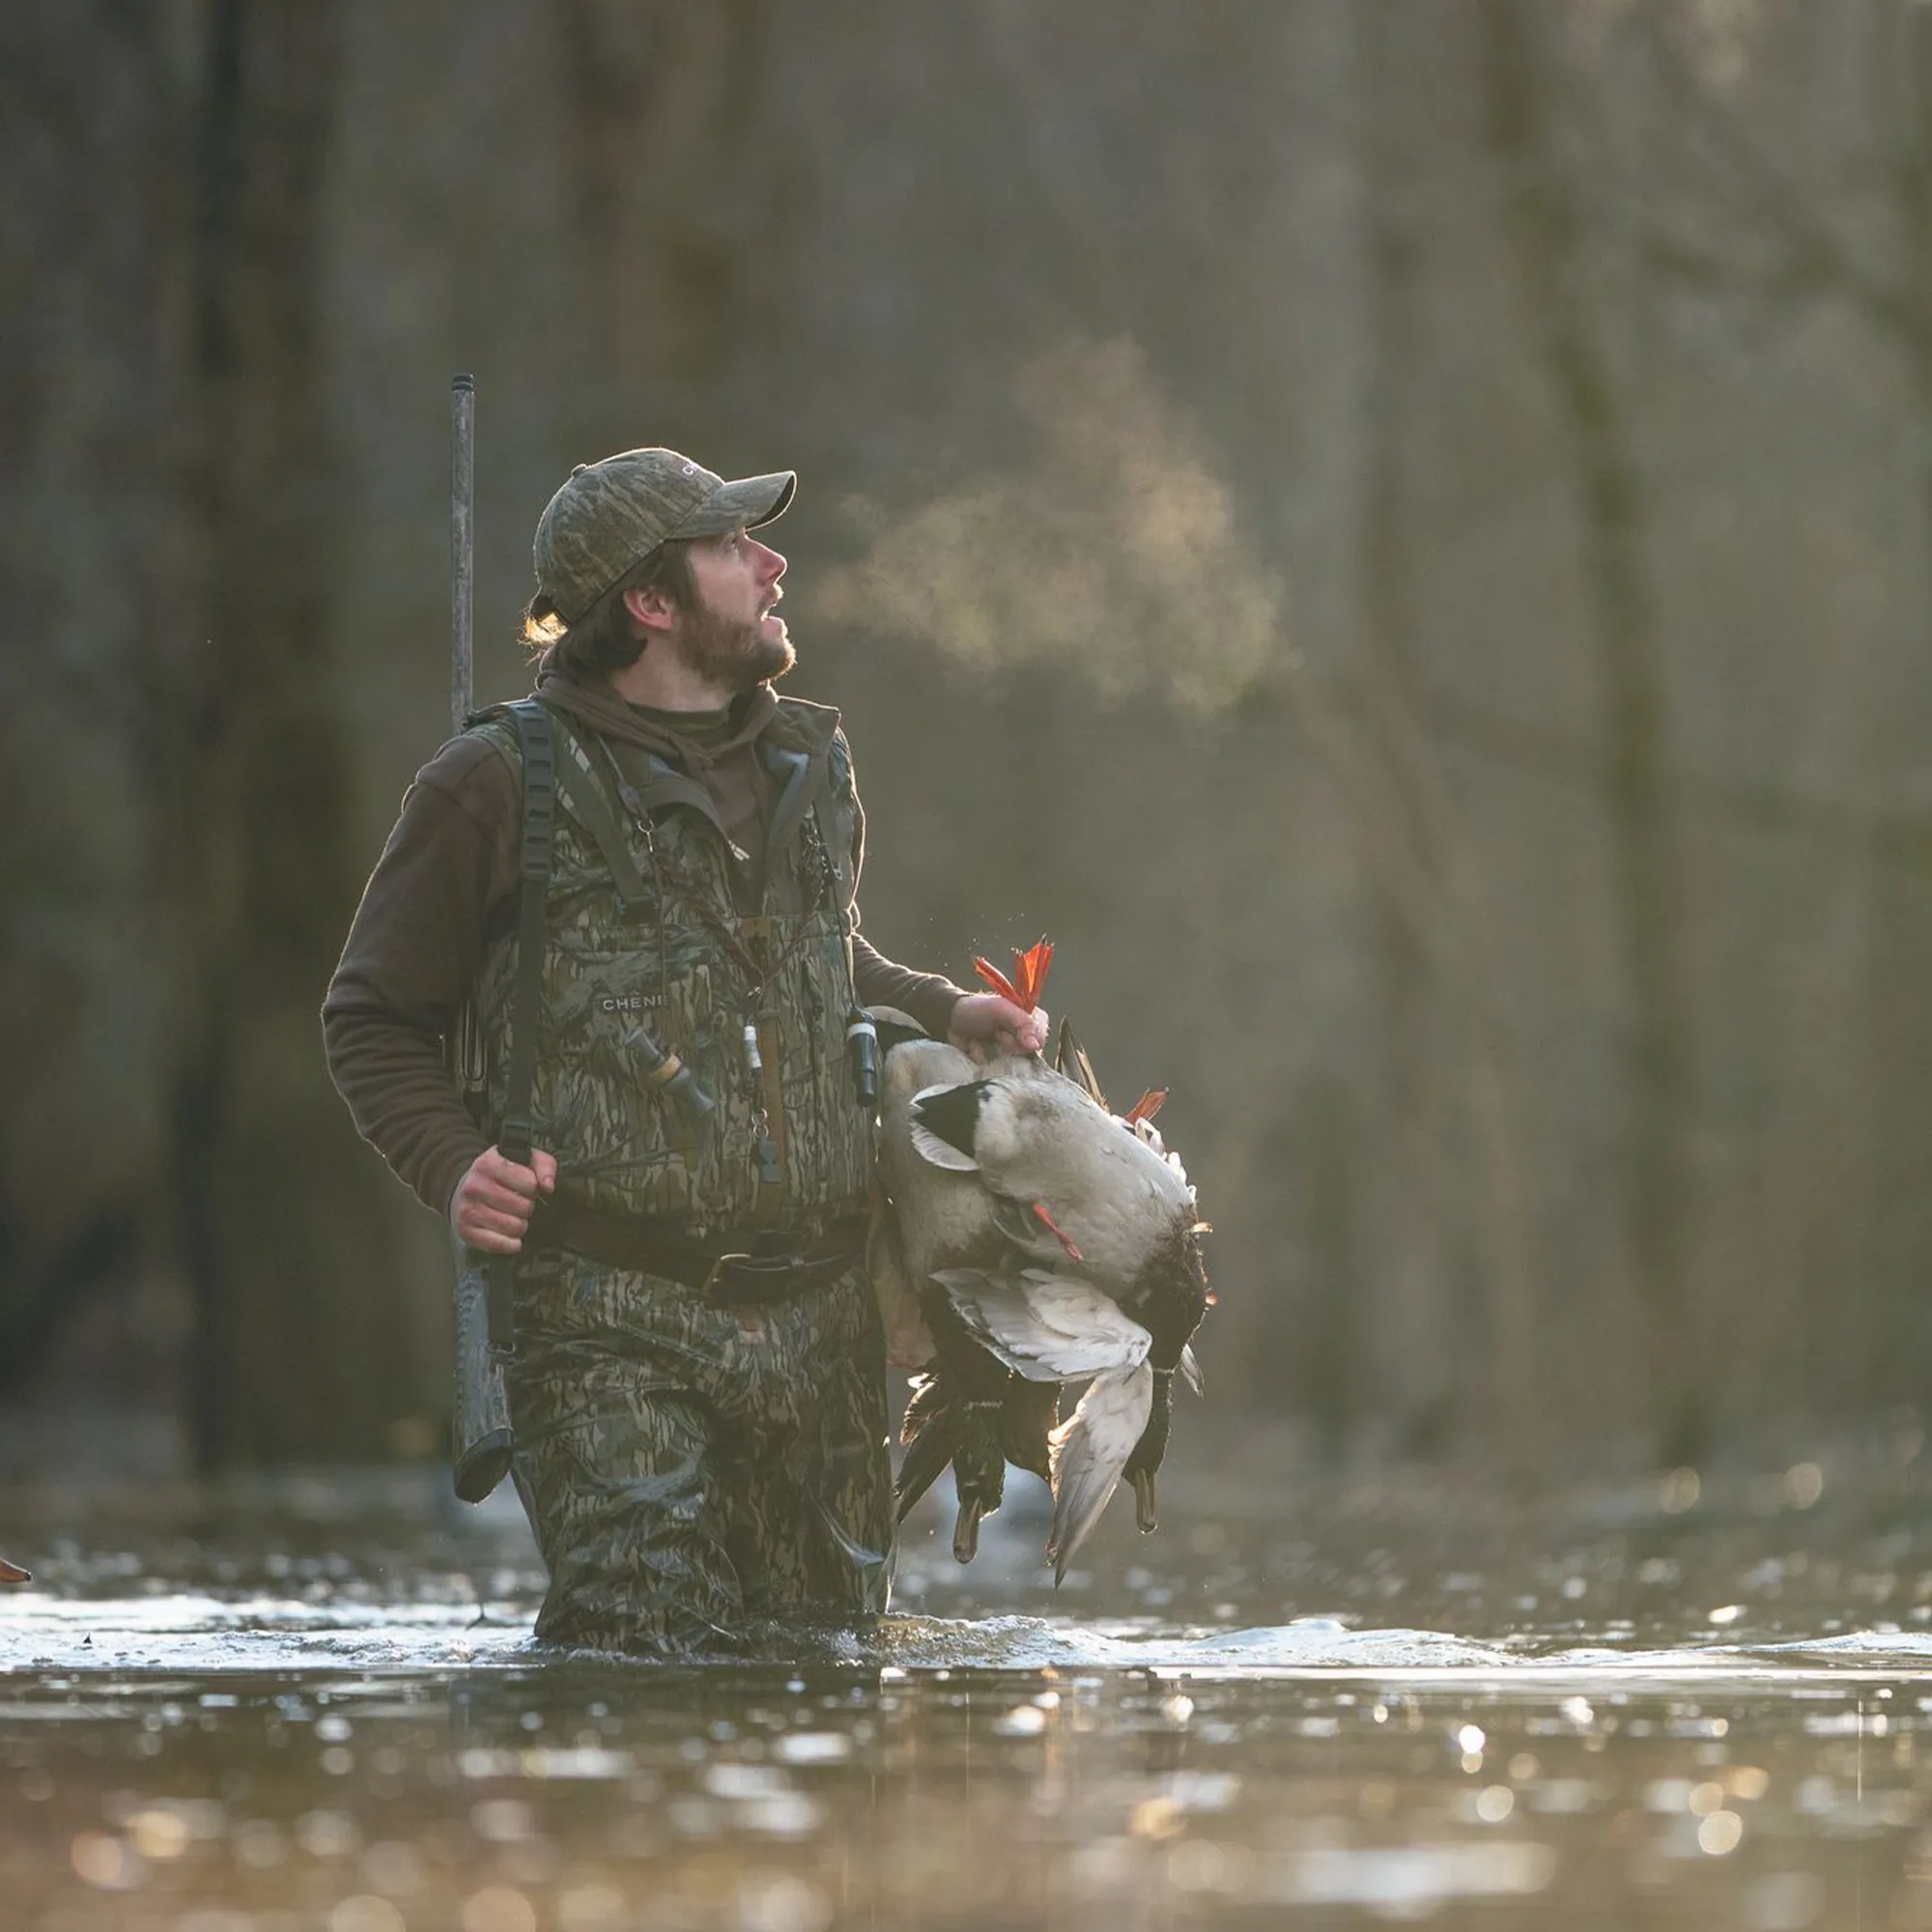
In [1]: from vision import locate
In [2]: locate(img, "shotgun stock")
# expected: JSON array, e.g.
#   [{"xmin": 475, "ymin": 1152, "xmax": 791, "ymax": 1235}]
[{"xmin": 451, "ymin": 1228, "xmax": 515, "ymax": 1502}]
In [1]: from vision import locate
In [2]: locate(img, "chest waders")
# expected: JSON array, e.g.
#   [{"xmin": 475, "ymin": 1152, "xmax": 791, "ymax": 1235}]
[{"xmin": 452, "ymin": 696, "xmax": 878, "ymax": 1503}]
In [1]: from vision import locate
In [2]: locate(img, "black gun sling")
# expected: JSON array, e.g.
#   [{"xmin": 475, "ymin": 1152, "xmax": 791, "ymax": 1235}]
[{"xmin": 485, "ymin": 697, "xmax": 557, "ymax": 1351}]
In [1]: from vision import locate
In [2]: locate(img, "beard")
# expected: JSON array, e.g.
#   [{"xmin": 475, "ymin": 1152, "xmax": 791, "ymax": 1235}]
[{"xmin": 669, "ymin": 602, "xmax": 795, "ymax": 691}]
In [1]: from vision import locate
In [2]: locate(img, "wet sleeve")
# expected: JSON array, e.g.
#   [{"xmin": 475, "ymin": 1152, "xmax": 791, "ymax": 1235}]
[{"xmin": 321, "ymin": 736, "xmax": 518, "ymax": 1216}]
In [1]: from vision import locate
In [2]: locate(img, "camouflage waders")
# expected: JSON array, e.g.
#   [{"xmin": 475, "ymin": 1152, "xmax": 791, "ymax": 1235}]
[
  {"xmin": 466, "ymin": 696, "xmax": 891, "ymax": 1655},
  {"xmin": 508, "ymin": 1252, "xmax": 892, "ymax": 1652}
]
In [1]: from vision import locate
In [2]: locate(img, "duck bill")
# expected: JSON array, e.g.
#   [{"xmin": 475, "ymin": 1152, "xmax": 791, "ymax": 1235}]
[
  {"xmin": 1130, "ymin": 1468, "xmax": 1159, "ymax": 1533},
  {"xmin": 952, "ymin": 1498, "xmax": 984, "ymax": 1565},
  {"xmin": 0, "ymin": 1557, "xmax": 31, "ymax": 1584}
]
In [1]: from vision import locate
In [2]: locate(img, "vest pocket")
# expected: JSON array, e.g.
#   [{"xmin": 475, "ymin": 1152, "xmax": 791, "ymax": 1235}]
[{"xmin": 526, "ymin": 945, "xmax": 737, "ymax": 1220}]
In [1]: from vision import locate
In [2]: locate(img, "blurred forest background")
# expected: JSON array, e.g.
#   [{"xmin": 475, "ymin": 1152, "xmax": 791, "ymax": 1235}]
[{"xmin": 6, "ymin": 0, "xmax": 1931, "ymax": 1482}]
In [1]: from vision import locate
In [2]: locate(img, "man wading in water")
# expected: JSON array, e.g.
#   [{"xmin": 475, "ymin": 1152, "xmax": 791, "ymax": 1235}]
[{"xmin": 325, "ymin": 447, "xmax": 1042, "ymax": 1653}]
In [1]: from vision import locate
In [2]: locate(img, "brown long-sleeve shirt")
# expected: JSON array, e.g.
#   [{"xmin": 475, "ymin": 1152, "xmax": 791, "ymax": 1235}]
[{"xmin": 323, "ymin": 670, "xmax": 965, "ymax": 1218}]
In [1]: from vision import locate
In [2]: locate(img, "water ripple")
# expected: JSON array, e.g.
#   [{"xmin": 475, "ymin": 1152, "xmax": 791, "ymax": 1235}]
[{"xmin": 9, "ymin": 1596, "xmax": 1932, "ymax": 1681}]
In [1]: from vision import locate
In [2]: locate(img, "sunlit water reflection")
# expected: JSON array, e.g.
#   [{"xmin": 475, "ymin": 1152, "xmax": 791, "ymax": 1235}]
[{"xmin": 9, "ymin": 1438, "xmax": 1932, "ymax": 1927}]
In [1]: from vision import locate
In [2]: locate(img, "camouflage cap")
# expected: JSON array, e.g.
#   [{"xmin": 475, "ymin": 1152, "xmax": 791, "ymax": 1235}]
[{"xmin": 533, "ymin": 447, "xmax": 797, "ymax": 623}]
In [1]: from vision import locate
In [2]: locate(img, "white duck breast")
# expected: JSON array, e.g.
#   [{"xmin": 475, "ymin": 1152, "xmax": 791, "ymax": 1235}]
[{"xmin": 908, "ymin": 1068, "xmax": 1195, "ymax": 1296}]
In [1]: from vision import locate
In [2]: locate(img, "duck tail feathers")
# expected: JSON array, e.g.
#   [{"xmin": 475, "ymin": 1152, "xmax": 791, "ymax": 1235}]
[
  {"xmin": 1052, "ymin": 1016, "xmax": 1111, "ymax": 1112},
  {"xmin": 1046, "ymin": 1362, "xmax": 1154, "ymax": 1582}
]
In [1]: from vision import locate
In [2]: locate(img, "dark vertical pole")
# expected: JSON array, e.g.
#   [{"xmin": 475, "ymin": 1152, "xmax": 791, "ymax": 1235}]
[
  {"xmin": 446, "ymin": 373, "xmax": 515, "ymax": 1501},
  {"xmin": 451, "ymin": 374, "xmax": 475, "ymax": 734}
]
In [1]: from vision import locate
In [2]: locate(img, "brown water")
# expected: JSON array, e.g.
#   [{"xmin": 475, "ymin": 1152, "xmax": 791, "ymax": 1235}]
[{"xmin": 8, "ymin": 1437, "xmax": 1932, "ymax": 1930}]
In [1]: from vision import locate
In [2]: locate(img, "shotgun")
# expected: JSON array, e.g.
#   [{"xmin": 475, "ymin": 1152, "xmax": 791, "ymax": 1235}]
[{"xmin": 447, "ymin": 372, "xmax": 516, "ymax": 1504}]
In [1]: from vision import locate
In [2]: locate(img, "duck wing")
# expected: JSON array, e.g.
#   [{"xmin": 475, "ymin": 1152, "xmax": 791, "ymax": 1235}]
[
  {"xmin": 1046, "ymin": 1362, "xmax": 1155, "ymax": 1582},
  {"xmin": 930, "ymin": 1268, "xmax": 1151, "ymax": 1382}
]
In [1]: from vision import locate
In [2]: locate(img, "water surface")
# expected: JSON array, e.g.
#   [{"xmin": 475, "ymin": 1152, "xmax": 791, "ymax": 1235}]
[{"xmin": 8, "ymin": 1439, "xmax": 1932, "ymax": 1928}]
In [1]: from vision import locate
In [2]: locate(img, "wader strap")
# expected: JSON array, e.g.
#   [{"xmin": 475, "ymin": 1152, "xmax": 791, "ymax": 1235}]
[
  {"xmin": 490, "ymin": 697, "xmax": 558, "ymax": 1351},
  {"xmin": 608, "ymin": 745, "xmax": 729, "ymax": 837},
  {"xmin": 759, "ymin": 741, "xmax": 824, "ymax": 883},
  {"xmin": 546, "ymin": 719, "xmax": 654, "ymax": 907}
]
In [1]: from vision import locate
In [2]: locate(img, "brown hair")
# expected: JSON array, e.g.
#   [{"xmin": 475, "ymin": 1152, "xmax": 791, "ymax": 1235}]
[{"xmin": 523, "ymin": 538, "xmax": 699, "ymax": 679}]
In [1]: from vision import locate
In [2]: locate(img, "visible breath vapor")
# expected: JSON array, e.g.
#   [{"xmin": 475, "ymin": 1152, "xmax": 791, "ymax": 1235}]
[{"xmin": 810, "ymin": 340, "xmax": 1291, "ymax": 713}]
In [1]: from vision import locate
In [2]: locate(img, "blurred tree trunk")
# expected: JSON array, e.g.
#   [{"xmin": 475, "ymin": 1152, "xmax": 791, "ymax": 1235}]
[
  {"xmin": 160, "ymin": 0, "xmax": 422, "ymax": 1465},
  {"xmin": 1481, "ymin": 0, "xmax": 1699, "ymax": 1466},
  {"xmin": 1843, "ymin": 0, "xmax": 1932, "ymax": 1406},
  {"xmin": 1312, "ymin": 4, "xmax": 1545, "ymax": 1464},
  {"xmin": 555, "ymin": 0, "xmax": 766, "ymax": 386},
  {"xmin": 1352, "ymin": 11, "xmax": 1461, "ymax": 1458},
  {"xmin": 0, "ymin": 5, "xmax": 174, "ymax": 1394},
  {"xmin": 1624, "ymin": 0, "xmax": 1932, "ymax": 1424}
]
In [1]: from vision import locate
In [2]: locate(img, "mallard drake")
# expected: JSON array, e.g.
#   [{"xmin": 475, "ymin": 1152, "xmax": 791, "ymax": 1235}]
[
  {"xmin": 878, "ymin": 998, "xmax": 1211, "ymax": 1578},
  {"xmin": 0, "ymin": 1556, "xmax": 31, "ymax": 1583},
  {"xmin": 878, "ymin": 1038, "xmax": 1065, "ymax": 1559}
]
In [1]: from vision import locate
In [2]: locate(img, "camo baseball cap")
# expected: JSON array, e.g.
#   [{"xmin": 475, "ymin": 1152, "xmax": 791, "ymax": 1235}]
[{"xmin": 532, "ymin": 446, "xmax": 796, "ymax": 623}]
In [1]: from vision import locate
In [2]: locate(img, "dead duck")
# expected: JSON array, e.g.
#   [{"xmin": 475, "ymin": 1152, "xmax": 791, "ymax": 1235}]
[
  {"xmin": 879, "ymin": 1037, "xmax": 1066, "ymax": 1559},
  {"xmin": 879, "ymin": 988, "xmax": 1211, "ymax": 1578}
]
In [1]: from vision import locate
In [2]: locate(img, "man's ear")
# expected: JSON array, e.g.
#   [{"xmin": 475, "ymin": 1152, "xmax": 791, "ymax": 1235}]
[{"xmin": 622, "ymin": 584, "xmax": 679, "ymax": 635}]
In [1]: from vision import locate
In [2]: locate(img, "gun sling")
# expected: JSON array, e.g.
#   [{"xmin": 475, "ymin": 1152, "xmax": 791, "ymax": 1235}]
[{"xmin": 486, "ymin": 698, "xmax": 558, "ymax": 1352}]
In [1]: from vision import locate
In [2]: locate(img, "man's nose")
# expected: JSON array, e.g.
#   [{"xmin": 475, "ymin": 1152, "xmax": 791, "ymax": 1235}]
[{"xmin": 753, "ymin": 538, "xmax": 786, "ymax": 581}]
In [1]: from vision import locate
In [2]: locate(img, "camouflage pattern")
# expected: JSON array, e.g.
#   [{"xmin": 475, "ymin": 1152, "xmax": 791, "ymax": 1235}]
[
  {"xmin": 507, "ymin": 1248, "xmax": 892, "ymax": 1654},
  {"xmin": 469, "ymin": 699, "xmax": 872, "ymax": 1236},
  {"xmin": 465, "ymin": 696, "xmax": 889, "ymax": 1650},
  {"xmin": 533, "ymin": 447, "xmax": 795, "ymax": 622}
]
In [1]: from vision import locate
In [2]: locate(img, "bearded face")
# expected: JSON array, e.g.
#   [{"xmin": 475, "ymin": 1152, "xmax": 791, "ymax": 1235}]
[
  {"xmin": 669, "ymin": 600, "xmax": 794, "ymax": 689},
  {"xmin": 672, "ymin": 611, "xmax": 792, "ymax": 696}
]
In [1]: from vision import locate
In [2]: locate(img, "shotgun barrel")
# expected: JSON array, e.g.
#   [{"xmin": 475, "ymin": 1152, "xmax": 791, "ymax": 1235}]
[{"xmin": 447, "ymin": 372, "xmax": 516, "ymax": 1505}]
